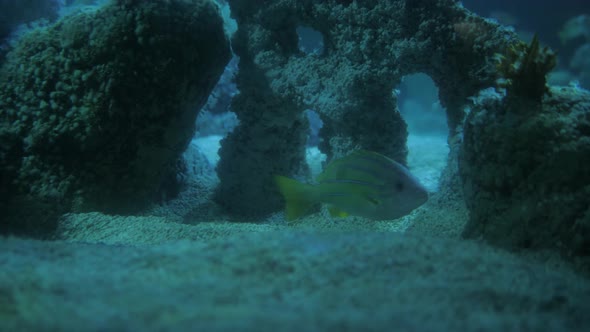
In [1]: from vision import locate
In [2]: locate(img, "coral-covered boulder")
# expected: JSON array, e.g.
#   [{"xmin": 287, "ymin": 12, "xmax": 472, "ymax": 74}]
[
  {"xmin": 0, "ymin": 0, "xmax": 231, "ymax": 236},
  {"xmin": 459, "ymin": 86, "xmax": 590, "ymax": 261}
]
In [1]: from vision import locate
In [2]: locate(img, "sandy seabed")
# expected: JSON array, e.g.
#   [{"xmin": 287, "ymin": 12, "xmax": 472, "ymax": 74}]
[{"xmin": 1, "ymin": 135, "xmax": 589, "ymax": 331}]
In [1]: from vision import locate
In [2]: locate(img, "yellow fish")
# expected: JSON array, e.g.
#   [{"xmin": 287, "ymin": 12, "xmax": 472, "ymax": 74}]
[{"xmin": 274, "ymin": 150, "xmax": 429, "ymax": 221}]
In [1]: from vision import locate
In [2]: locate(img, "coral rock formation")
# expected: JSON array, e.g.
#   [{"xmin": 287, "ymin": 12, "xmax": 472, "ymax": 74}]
[
  {"xmin": 0, "ymin": 0, "xmax": 231, "ymax": 235},
  {"xmin": 215, "ymin": 0, "xmax": 518, "ymax": 217}
]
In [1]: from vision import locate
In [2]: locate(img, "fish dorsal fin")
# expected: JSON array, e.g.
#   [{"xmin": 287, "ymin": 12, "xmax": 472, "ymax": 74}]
[
  {"xmin": 317, "ymin": 150, "xmax": 375, "ymax": 182},
  {"xmin": 351, "ymin": 149, "xmax": 391, "ymax": 159},
  {"xmin": 317, "ymin": 150, "xmax": 396, "ymax": 181}
]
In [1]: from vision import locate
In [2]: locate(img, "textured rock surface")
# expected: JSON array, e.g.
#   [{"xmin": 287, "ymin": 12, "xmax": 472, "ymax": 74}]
[
  {"xmin": 214, "ymin": 0, "xmax": 518, "ymax": 217},
  {"xmin": 0, "ymin": 0, "xmax": 231, "ymax": 235},
  {"xmin": 460, "ymin": 86, "xmax": 590, "ymax": 263},
  {"xmin": 1, "ymin": 214, "xmax": 589, "ymax": 331}
]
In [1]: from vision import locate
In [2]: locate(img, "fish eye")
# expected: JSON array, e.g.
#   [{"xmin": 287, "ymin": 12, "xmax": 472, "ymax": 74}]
[{"xmin": 395, "ymin": 181, "xmax": 404, "ymax": 192}]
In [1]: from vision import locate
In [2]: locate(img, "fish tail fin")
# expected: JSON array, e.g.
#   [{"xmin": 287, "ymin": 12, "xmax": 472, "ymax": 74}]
[{"xmin": 274, "ymin": 175, "xmax": 315, "ymax": 221}]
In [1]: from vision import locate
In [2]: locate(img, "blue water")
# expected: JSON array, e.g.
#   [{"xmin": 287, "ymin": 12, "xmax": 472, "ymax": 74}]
[{"xmin": 463, "ymin": 0, "xmax": 589, "ymax": 75}]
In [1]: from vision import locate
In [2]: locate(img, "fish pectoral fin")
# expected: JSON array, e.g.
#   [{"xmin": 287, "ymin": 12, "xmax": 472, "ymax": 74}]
[
  {"xmin": 363, "ymin": 195, "xmax": 381, "ymax": 206},
  {"xmin": 328, "ymin": 206, "xmax": 349, "ymax": 218}
]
